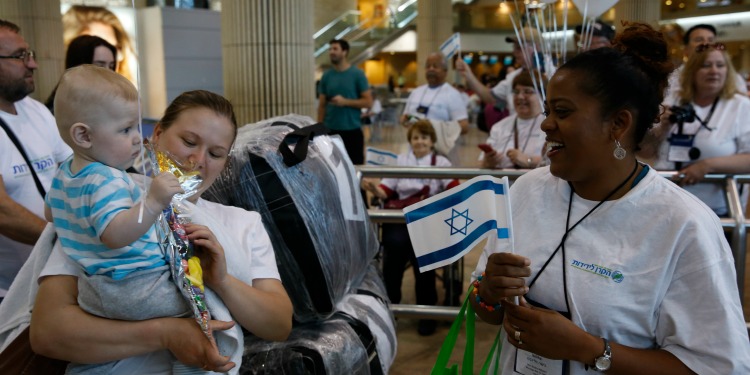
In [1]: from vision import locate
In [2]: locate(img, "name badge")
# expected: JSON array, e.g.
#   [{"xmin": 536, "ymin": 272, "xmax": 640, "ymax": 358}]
[
  {"xmin": 514, "ymin": 349, "xmax": 563, "ymax": 375},
  {"xmin": 668, "ymin": 134, "xmax": 695, "ymax": 163},
  {"xmin": 416, "ymin": 105, "xmax": 430, "ymax": 115}
]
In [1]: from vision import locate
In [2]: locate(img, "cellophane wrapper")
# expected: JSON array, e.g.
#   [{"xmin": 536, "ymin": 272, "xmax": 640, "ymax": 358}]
[{"xmin": 146, "ymin": 143, "xmax": 212, "ymax": 338}]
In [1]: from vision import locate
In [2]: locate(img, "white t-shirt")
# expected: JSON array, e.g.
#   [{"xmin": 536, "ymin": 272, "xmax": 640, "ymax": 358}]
[
  {"xmin": 39, "ymin": 197, "xmax": 280, "ymax": 375},
  {"xmin": 485, "ymin": 114, "xmax": 546, "ymax": 169},
  {"xmin": 0, "ymin": 97, "xmax": 72, "ymax": 297},
  {"xmin": 490, "ymin": 68, "xmax": 523, "ymax": 115},
  {"xmin": 379, "ymin": 151, "xmax": 454, "ymax": 198},
  {"xmin": 473, "ymin": 167, "xmax": 750, "ymax": 374},
  {"xmin": 402, "ymin": 83, "xmax": 468, "ymax": 122},
  {"xmin": 653, "ymin": 93, "xmax": 750, "ymax": 215}
]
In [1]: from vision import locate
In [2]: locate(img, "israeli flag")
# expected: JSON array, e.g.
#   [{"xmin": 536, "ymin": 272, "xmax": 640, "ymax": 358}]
[
  {"xmin": 366, "ymin": 147, "xmax": 398, "ymax": 166},
  {"xmin": 404, "ymin": 175, "xmax": 513, "ymax": 273},
  {"xmin": 439, "ymin": 32, "xmax": 461, "ymax": 60}
]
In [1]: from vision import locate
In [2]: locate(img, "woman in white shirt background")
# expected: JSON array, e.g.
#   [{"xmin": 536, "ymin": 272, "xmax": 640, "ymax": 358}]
[{"xmin": 480, "ymin": 70, "xmax": 547, "ymax": 169}]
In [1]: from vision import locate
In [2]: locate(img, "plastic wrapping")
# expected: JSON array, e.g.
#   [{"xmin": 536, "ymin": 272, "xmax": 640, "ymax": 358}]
[
  {"xmin": 335, "ymin": 262, "xmax": 397, "ymax": 374},
  {"xmin": 240, "ymin": 318, "xmax": 370, "ymax": 375},
  {"xmin": 239, "ymin": 261, "xmax": 396, "ymax": 375},
  {"xmin": 148, "ymin": 144, "xmax": 212, "ymax": 337},
  {"xmin": 203, "ymin": 114, "xmax": 380, "ymax": 322}
]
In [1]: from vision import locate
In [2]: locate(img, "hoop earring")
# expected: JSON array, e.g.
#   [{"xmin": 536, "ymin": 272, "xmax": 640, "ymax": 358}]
[{"xmin": 613, "ymin": 140, "xmax": 627, "ymax": 160}]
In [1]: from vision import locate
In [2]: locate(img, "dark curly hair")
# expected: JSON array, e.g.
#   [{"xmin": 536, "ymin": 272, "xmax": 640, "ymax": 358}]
[{"xmin": 558, "ymin": 22, "xmax": 673, "ymax": 150}]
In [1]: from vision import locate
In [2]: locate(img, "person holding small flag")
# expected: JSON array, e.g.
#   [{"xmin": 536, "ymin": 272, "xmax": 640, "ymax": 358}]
[
  {"xmin": 362, "ymin": 119, "xmax": 459, "ymax": 336},
  {"xmin": 471, "ymin": 22, "xmax": 750, "ymax": 374}
]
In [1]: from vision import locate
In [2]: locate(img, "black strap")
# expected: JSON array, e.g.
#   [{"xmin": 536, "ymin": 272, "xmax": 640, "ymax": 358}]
[
  {"xmin": 276, "ymin": 122, "xmax": 330, "ymax": 167},
  {"xmin": 0, "ymin": 116, "xmax": 46, "ymax": 197}
]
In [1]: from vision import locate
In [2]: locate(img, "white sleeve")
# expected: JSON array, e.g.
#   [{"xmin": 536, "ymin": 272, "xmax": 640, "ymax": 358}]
[
  {"xmin": 39, "ymin": 239, "xmax": 79, "ymax": 279},
  {"xmin": 245, "ymin": 211, "xmax": 281, "ymax": 282},
  {"xmin": 491, "ymin": 77, "xmax": 512, "ymax": 103},
  {"xmin": 447, "ymin": 91, "xmax": 469, "ymax": 121},
  {"xmin": 655, "ymin": 215, "xmax": 750, "ymax": 374},
  {"xmin": 402, "ymin": 90, "xmax": 418, "ymax": 117},
  {"xmin": 733, "ymin": 97, "xmax": 750, "ymax": 153}
]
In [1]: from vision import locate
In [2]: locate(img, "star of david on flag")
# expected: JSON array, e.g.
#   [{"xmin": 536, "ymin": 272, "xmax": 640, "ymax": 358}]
[{"xmin": 403, "ymin": 175, "xmax": 513, "ymax": 273}]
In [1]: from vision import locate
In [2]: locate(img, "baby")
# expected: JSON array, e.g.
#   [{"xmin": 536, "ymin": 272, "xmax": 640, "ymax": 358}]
[{"xmin": 45, "ymin": 65, "xmax": 199, "ymax": 374}]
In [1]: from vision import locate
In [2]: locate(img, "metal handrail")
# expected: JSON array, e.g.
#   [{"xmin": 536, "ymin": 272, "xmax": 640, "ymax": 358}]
[
  {"xmin": 358, "ymin": 166, "xmax": 750, "ymax": 318},
  {"xmin": 313, "ymin": 10, "xmax": 361, "ymax": 39}
]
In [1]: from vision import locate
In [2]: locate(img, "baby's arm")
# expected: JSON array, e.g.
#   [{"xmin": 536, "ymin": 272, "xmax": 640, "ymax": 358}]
[{"xmin": 100, "ymin": 173, "xmax": 183, "ymax": 249}]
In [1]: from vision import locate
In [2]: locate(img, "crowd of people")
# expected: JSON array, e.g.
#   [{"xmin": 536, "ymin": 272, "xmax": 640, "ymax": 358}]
[{"xmin": 1, "ymin": 8, "xmax": 750, "ymax": 374}]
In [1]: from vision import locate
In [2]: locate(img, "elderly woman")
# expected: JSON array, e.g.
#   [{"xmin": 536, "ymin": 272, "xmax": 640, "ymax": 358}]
[
  {"xmin": 480, "ymin": 69, "xmax": 546, "ymax": 169},
  {"xmin": 645, "ymin": 42, "xmax": 750, "ymax": 216},
  {"xmin": 472, "ymin": 23, "xmax": 750, "ymax": 374}
]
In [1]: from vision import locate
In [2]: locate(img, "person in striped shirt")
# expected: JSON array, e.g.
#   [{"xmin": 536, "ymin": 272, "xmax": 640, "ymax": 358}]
[{"xmin": 44, "ymin": 65, "xmax": 190, "ymax": 374}]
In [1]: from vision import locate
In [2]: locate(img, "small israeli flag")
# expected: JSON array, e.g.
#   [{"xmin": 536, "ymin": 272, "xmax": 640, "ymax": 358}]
[
  {"xmin": 404, "ymin": 175, "xmax": 513, "ymax": 273},
  {"xmin": 439, "ymin": 32, "xmax": 461, "ymax": 60},
  {"xmin": 366, "ymin": 147, "xmax": 398, "ymax": 166}
]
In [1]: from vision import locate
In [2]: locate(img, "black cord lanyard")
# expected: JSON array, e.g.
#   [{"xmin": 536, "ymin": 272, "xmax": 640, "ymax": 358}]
[
  {"xmin": 0, "ymin": 116, "xmax": 47, "ymax": 197},
  {"xmin": 675, "ymin": 97, "xmax": 719, "ymax": 137},
  {"xmin": 527, "ymin": 161, "xmax": 640, "ymax": 314},
  {"xmin": 695, "ymin": 97, "xmax": 719, "ymax": 131},
  {"xmin": 417, "ymin": 83, "xmax": 444, "ymax": 108}
]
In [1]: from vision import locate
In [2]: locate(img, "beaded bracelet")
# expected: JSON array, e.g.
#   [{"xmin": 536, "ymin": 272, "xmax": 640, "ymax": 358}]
[{"xmin": 472, "ymin": 272, "xmax": 502, "ymax": 312}]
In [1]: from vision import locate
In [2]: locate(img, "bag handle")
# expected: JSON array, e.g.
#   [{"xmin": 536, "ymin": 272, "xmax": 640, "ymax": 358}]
[
  {"xmin": 275, "ymin": 122, "xmax": 329, "ymax": 167},
  {"xmin": 0, "ymin": 117, "xmax": 46, "ymax": 197},
  {"xmin": 431, "ymin": 285, "xmax": 502, "ymax": 375}
]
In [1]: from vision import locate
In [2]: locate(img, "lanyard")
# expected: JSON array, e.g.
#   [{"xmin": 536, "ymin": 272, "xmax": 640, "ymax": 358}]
[
  {"xmin": 527, "ymin": 161, "xmax": 640, "ymax": 314},
  {"xmin": 512, "ymin": 114, "xmax": 540, "ymax": 152},
  {"xmin": 417, "ymin": 83, "xmax": 444, "ymax": 108},
  {"xmin": 675, "ymin": 97, "xmax": 719, "ymax": 136}
]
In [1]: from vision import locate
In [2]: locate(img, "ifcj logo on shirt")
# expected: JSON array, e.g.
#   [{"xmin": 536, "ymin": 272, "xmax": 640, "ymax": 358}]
[
  {"xmin": 12, "ymin": 156, "xmax": 54, "ymax": 177},
  {"xmin": 570, "ymin": 259, "xmax": 624, "ymax": 283}
]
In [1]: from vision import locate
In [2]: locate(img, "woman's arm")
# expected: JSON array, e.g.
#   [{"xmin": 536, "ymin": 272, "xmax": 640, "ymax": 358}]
[
  {"xmin": 184, "ymin": 223, "xmax": 293, "ymax": 342},
  {"xmin": 210, "ymin": 276, "xmax": 293, "ymax": 342},
  {"xmin": 30, "ymin": 275, "xmax": 235, "ymax": 372},
  {"xmin": 679, "ymin": 153, "xmax": 750, "ymax": 185}
]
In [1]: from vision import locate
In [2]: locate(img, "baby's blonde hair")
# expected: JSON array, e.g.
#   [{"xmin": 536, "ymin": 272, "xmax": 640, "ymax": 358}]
[{"xmin": 54, "ymin": 65, "xmax": 138, "ymax": 144}]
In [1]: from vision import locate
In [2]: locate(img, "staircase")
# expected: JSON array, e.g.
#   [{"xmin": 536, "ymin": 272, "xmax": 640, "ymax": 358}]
[{"xmin": 314, "ymin": 0, "xmax": 419, "ymax": 67}]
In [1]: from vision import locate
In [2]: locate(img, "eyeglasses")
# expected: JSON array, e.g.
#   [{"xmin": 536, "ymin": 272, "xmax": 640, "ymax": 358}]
[
  {"xmin": 695, "ymin": 43, "xmax": 726, "ymax": 53},
  {"xmin": 0, "ymin": 49, "xmax": 35, "ymax": 63},
  {"xmin": 512, "ymin": 88, "xmax": 537, "ymax": 96}
]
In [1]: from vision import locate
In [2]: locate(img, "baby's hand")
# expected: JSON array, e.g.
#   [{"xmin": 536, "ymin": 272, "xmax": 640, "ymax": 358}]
[{"xmin": 147, "ymin": 172, "xmax": 184, "ymax": 210}]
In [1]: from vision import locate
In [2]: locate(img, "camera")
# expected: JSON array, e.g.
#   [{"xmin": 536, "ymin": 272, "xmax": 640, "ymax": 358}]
[{"xmin": 668, "ymin": 104, "xmax": 696, "ymax": 124}]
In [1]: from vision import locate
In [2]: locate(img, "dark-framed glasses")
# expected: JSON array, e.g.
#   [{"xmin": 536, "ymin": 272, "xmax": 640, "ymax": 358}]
[
  {"xmin": 695, "ymin": 43, "xmax": 726, "ymax": 53},
  {"xmin": 0, "ymin": 49, "xmax": 35, "ymax": 63}
]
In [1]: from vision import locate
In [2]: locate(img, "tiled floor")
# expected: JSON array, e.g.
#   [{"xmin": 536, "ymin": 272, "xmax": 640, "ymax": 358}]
[{"xmin": 365, "ymin": 121, "xmax": 750, "ymax": 374}]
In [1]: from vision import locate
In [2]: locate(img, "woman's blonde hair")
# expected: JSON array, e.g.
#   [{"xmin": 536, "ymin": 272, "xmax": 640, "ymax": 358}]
[
  {"xmin": 678, "ymin": 45, "xmax": 738, "ymax": 104},
  {"xmin": 63, "ymin": 5, "xmax": 136, "ymax": 83}
]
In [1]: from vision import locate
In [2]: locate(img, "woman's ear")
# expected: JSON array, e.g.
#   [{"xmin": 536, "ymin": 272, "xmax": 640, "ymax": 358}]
[
  {"xmin": 70, "ymin": 123, "xmax": 92, "ymax": 148},
  {"xmin": 610, "ymin": 109, "xmax": 634, "ymax": 143},
  {"xmin": 151, "ymin": 123, "xmax": 162, "ymax": 143}
]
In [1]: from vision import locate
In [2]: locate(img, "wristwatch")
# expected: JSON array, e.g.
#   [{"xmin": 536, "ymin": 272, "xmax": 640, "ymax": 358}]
[{"xmin": 593, "ymin": 337, "xmax": 612, "ymax": 372}]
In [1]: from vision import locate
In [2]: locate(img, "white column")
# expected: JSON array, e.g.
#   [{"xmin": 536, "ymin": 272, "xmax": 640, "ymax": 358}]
[
  {"xmin": 613, "ymin": 0, "xmax": 661, "ymax": 29},
  {"xmin": 416, "ymin": 0, "xmax": 453, "ymax": 86},
  {"xmin": 221, "ymin": 0, "xmax": 315, "ymax": 125}
]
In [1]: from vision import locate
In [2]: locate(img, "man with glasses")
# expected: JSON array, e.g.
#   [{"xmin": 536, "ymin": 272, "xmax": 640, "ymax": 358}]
[
  {"xmin": 666, "ymin": 24, "xmax": 747, "ymax": 98},
  {"xmin": 0, "ymin": 19, "xmax": 72, "ymax": 305}
]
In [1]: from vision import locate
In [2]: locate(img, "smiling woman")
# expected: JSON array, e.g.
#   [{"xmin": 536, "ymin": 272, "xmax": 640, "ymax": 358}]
[
  {"xmin": 470, "ymin": 22, "xmax": 750, "ymax": 374},
  {"xmin": 480, "ymin": 69, "xmax": 547, "ymax": 169},
  {"xmin": 646, "ymin": 41, "xmax": 750, "ymax": 216}
]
